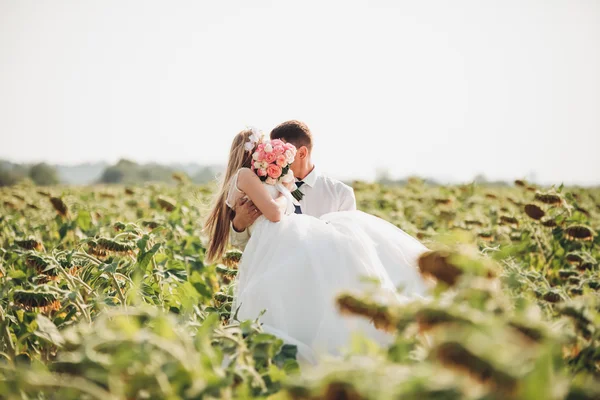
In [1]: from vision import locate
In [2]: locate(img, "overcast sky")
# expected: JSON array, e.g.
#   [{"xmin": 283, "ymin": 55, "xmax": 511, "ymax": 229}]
[{"xmin": 1, "ymin": 0, "xmax": 599, "ymax": 185}]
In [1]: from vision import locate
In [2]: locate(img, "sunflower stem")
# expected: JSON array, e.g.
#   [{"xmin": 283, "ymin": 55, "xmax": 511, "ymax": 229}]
[{"xmin": 0, "ymin": 305, "xmax": 16, "ymax": 360}]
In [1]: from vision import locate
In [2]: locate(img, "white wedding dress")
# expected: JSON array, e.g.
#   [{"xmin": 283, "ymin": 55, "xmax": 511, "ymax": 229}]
[{"xmin": 227, "ymin": 169, "xmax": 429, "ymax": 365}]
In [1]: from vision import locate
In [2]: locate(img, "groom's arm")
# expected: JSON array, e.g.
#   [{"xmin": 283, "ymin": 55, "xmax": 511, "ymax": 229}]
[
  {"xmin": 229, "ymin": 198, "xmax": 260, "ymax": 249},
  {"xmin": 230, "ymin": 222, "xmax": 250, "ymax": 249},
  {"xmin": 337, "ymin": 183, "xmax": 357, "ymax": 212}
]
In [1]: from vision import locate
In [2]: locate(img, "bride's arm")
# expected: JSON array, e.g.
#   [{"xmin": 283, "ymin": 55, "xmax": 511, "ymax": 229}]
[{"xmin": 236, "ymin": 168, "xmax": 283, "ymax": 223}]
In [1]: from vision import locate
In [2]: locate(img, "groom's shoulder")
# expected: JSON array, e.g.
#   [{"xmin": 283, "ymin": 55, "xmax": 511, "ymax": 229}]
[{"xmin": 318, "ymin": 174, "xmax": 354, "ymax": 194}]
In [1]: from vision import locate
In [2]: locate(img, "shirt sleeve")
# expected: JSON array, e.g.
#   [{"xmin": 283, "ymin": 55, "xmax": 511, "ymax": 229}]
[
  {"xmin": 229, "ymin": 220, "xmax": 250, "ymax": 250},
  {"xmin": 338, "ymin": 183, "xmax": 357, "ymax": 211}
]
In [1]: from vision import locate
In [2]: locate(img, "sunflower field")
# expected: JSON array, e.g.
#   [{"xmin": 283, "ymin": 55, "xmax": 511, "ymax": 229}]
[{"xmin": 0, "ymin": 177, "xmax": 599, "ymax": 399}]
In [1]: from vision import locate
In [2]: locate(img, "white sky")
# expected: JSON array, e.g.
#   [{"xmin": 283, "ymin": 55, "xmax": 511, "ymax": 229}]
[{"xmin": 1, "ymin": 0, "xmax": 599, "ymax": 184}]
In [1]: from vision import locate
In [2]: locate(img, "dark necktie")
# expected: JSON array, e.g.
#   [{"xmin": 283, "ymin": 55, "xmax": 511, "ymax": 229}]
[{"xmin": 294, "ymin": 180, "xmax": 305, "ymax": 214}]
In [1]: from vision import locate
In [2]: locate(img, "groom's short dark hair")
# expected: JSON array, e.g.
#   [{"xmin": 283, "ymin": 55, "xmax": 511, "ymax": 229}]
[{"xmin": 270, "ymin": 120, "xmax": 313, "ymax": 151}]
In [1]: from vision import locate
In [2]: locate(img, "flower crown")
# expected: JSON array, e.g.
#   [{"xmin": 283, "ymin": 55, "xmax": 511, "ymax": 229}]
[{"xmin": 244, "ymin": 126, "xmax": 264, "ymax": 153}]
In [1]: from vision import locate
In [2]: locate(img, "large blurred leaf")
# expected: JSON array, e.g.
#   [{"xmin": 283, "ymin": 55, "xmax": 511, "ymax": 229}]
[
  {"xmin": 76, "ymin": 210, "xmax": 92, "ymax": 231},
  {"xmin": 34, "ymin": 314, "xmax": 64, "ymax": 347}
]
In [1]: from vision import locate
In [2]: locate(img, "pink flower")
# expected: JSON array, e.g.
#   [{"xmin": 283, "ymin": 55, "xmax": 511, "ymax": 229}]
[
  {"xmin": 257, "ymin": 168, "xmax": 267, "ymax": 177},
  {"xmin": 284, "ymin": 150, "xmax": 295, "ymax": 163},
  {"xmin": 255, "ymin": 150, "xmax": 266, "ymax": 162},
  {"xmin": 273, "ymin": 145, "xmax": 285, "ymax": 154},
  {"xmin": 276, "ymin": 154, "xmax": 287, "ymax": 167},
  {"xmin": 257, "ymin": 143, "xmax": 265, "ymax": 152},
  {"xmin": 267, "ymin": 164, "xmax": 282, "ymax": 179},
  {"xmin": 284, "ymin": 142, "xmax": 296, "ymax": 151},
  {"xmin": 264, "ymin": 152, "xmax": 277, "ymax": 164},
  {"xmin": 271, "ymin": 139, "xmax": 284, "ymax": 147}
]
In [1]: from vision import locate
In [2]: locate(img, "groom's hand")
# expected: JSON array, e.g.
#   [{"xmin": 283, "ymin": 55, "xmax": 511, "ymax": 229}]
[{"xmin": 232, "ymin": 198, "xmax": 261, "ymax": 232}]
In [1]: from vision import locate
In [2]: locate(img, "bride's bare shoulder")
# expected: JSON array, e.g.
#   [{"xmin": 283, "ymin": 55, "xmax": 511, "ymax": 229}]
[
  {"xmin": 236, "ymin": 168, "xmax": 260, "ymax": 187},
  {"xmin": 237, "ymin": 167, "xmax": 256, "ymax": 180}
]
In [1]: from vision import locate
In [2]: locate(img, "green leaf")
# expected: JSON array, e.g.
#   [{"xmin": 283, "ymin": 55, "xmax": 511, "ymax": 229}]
[
  {"xmin": 175, "ymin": 281, "xmax": 201, "ymax": 313},
  {"xmin": 99, "ymin": 262, "xmax": 118, "ymax": 274},
  {"xmin": 34, "ymin": 314, "xmax": 64, "ymax": 347},
  {"xmin": 252, "ymin": 333, "xmax": 277, "ymax": 344},
  {"xmin": 267, "ymin": 364, "xmax": 286, "ymax": 383},
  {"xmin": 76, "ymin": 210, "xmax": 92, "ymax": 231},
  {"xmin": 189, "ymin": 271, "xmax": 211, "ymax": 298},
  {"xmin": 282, "ymin": 359, "xmax": 300, "ymax": 375},
  {"xmin": 137, "ymin": 235, "xmax": 149, "ymax": 252},
  {"xmin": 275, "ymin": 344, "xmax": 297, "ymax": 360},
  {"xmin": 154, "ymin": 253, "xmax": 168, "ymax": 264},
  {"xmin": 8, "ymin": 270, "xmax": 27, "ymax": 280},
  {"xmin": 137, "ymin": 243, "xmax": 161, "ymax": 272},
  {"xmin": 58, "ymin": 222, "xmax": 71, "ymax": 239}
]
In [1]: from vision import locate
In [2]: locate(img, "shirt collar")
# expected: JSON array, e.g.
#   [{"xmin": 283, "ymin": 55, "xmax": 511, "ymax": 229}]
[{"xmin": 298, "ymin": 166, "xmax": 318, "ymax": 187}]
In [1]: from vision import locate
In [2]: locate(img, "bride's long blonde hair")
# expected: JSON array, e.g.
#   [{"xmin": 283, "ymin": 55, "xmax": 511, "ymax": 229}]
[{"xmin": 204, "ymin": 129, "xmax": 254, "ymax": 263}]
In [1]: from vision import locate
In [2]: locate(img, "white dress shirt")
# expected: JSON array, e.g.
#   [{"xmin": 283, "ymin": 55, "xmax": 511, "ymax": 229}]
[{"xmin": 229, "ymin": 166, "xmax": 356, "ymax": 249}]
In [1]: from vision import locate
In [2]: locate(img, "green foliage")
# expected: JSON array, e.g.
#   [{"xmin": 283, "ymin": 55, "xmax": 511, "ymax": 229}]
[
  {"xmin": 0, "ymin": 165, "xmax": 27, "ymax": 187},
  {"xmin": 0, "ymin": 180, "xmax": 598, "ymax": 399},
  {"xmin": 0, "ymin": 162, "xmax": 56, "ymax": 187},
  {"xmin": 28, "ymin": 163, "xmax": 59, "ymax": 186},
  {"xmin": 98, "ymin": 159, "xmax": 190, "ymax": 184}
]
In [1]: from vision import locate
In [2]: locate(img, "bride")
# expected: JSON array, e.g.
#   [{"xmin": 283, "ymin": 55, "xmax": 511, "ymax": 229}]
[{"xmin": 204, "ymin": 129, "xmax": 429, "ymax": 365}]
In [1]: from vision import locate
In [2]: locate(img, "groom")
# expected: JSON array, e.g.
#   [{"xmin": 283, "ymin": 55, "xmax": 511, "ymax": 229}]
[{"xmin": 230, "ymin": 120, "xmax": 357, "ymax": 249}]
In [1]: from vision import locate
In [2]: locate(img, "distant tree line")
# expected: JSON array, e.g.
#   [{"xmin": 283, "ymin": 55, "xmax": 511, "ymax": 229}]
[
  {"xmin": 374, "ymin": 168, "xmax": 512, "ymax": 187},
  {"xmin": 97, "ymin": 159, "xmax": 222, "ymax": 185},
  {"xmin": 0, "ymin": 159, "xmax": 222, "ymax": 187},
  {"xmin": 0, "ymin": 162, "xmax": 59, "ymax": 186},
  {"xmin": 1, "ymin": 160, "xmax": 526, "ymax": 188}
]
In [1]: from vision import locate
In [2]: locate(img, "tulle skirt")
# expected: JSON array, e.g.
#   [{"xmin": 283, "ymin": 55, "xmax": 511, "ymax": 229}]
[{"xmin": 232, "ymin": 210, "xmax": 429, "ymax": 365}]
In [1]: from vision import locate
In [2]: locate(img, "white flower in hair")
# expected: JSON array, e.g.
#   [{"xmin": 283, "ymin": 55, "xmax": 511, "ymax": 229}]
[{"xmin": 244, "ymin": 126, "xmax": 262, "ymax": 152}]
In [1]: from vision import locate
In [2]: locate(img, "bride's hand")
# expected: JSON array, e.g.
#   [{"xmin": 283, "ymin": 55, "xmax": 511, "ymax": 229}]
[{"xmin": 283, "ymin": 180, "xmax": 296, "ymax": 191}]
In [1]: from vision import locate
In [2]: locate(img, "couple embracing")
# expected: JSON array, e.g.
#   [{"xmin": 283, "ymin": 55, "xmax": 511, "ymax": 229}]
[{"xmin": 205, "ymin": 120, "xmax": 429, "ymax": 365}]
